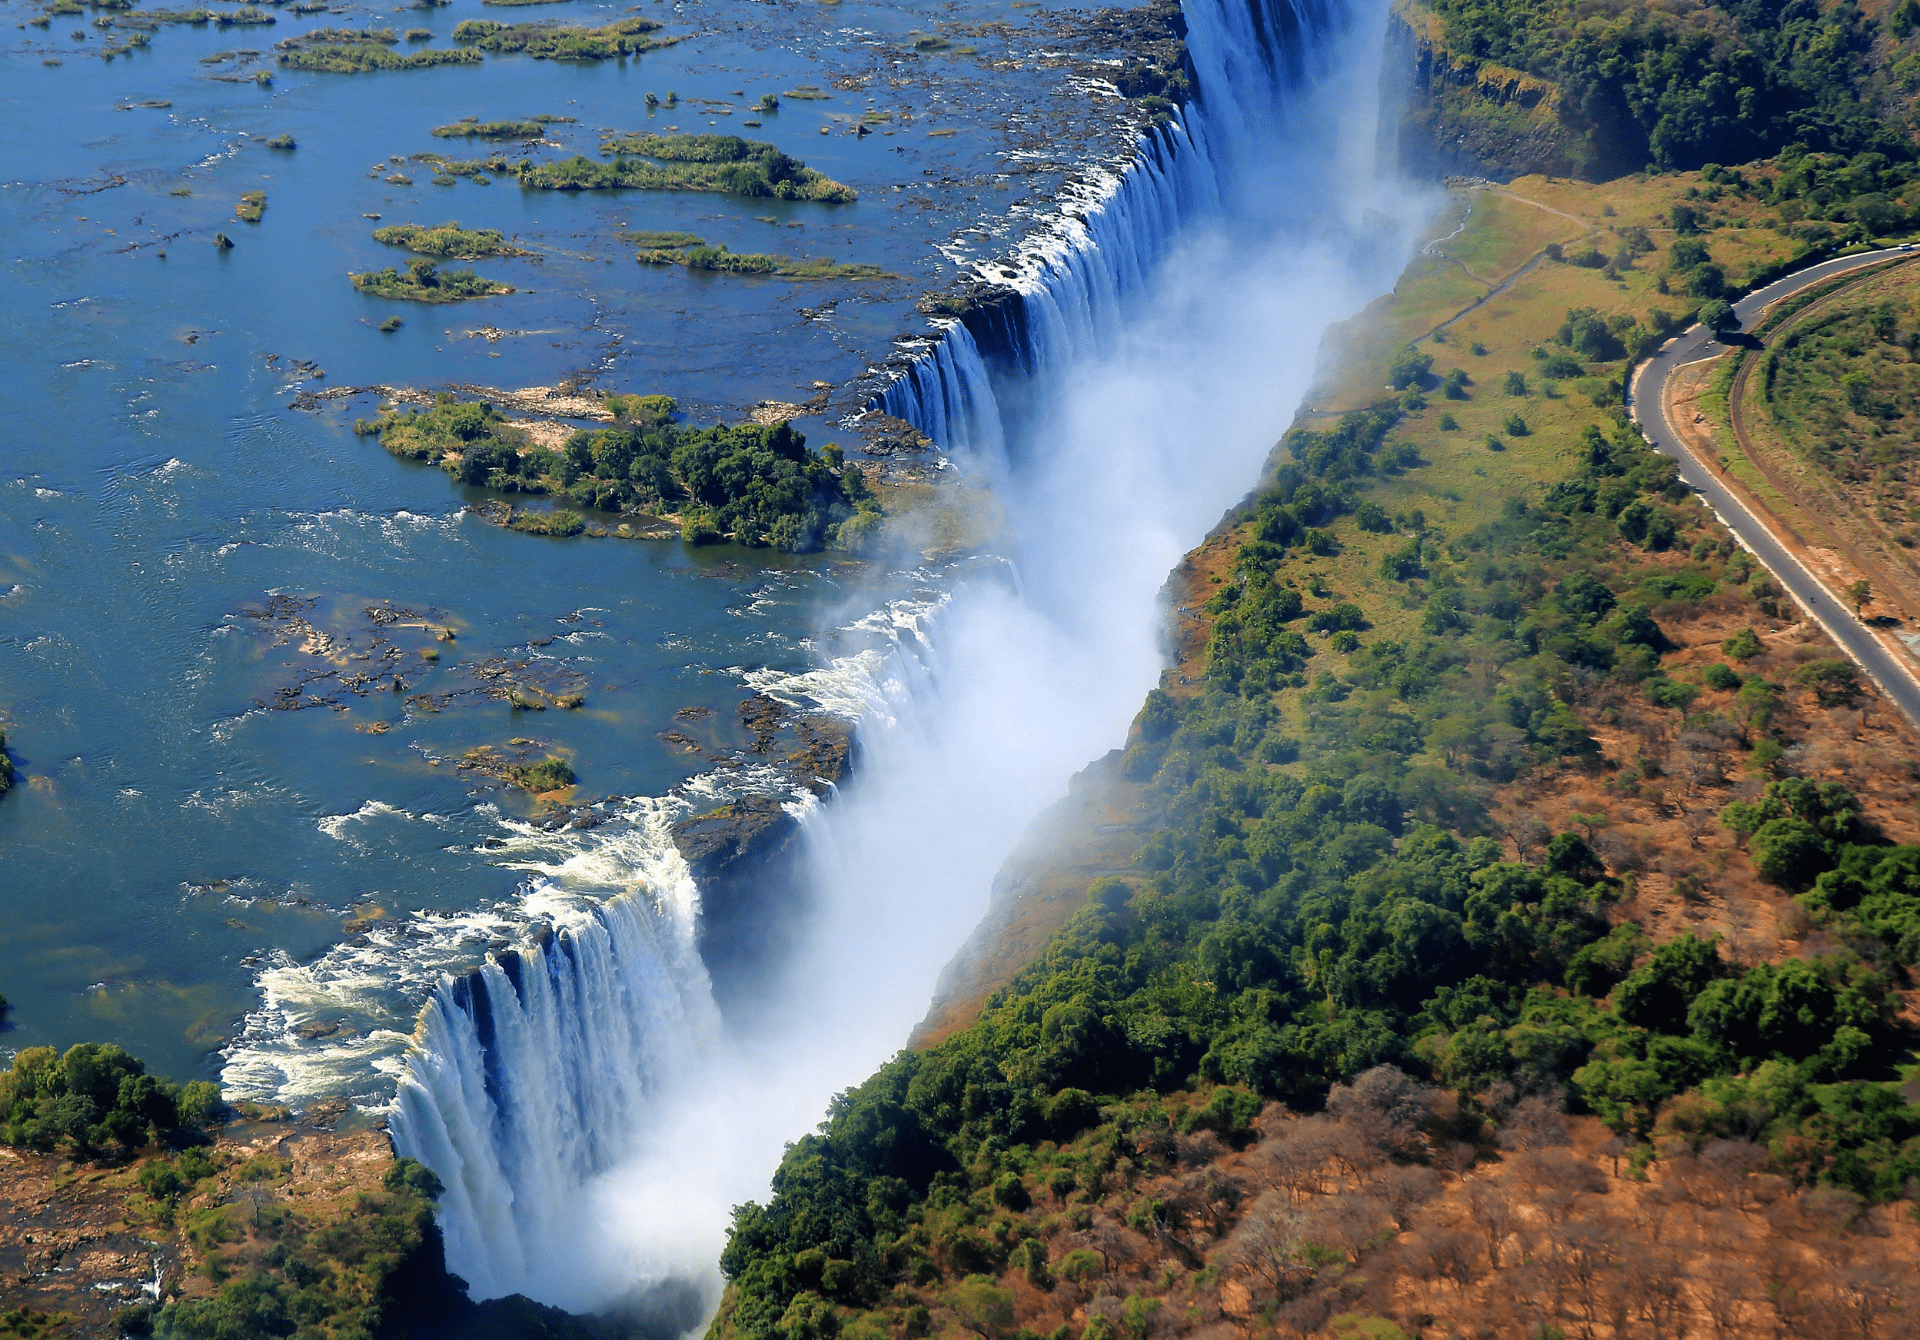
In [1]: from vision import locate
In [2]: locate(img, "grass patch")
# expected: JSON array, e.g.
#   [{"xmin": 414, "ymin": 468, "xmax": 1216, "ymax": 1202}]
[
  {"xmin": 411, "ymin": 151, "xmax": 508, "ymax": 179},
  {"xmin": 278, "ymin": 41, "xmax": 478, "ymax": 71},
  {"xmin": 620, "ymin": 229, "xmax": 705, "ymax": 249},
  {"xmin": 350, "ymin": 259, "xmax": 512, "ymax": 302},
  {"xmin": 451, "ymin": 15, "xmax": 679, "ymax": 59},
  {"xmin": 372, "ymin": 221, "xmax": 527, "ymax": 258}
]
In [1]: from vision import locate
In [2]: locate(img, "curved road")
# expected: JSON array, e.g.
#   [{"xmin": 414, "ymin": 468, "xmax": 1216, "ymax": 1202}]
[{"xmin": 1627, "ymin": 246, "xmax": 1920, "ymax": 728}]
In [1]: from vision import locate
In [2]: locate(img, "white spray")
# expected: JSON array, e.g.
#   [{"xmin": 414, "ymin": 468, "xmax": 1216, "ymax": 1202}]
[{"xmin": 390, "ymin": 0, "xmax": 1436, "ymax": 1319}]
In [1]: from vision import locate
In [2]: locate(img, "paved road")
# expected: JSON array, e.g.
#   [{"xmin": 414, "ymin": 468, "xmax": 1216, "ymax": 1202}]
[{"xmin": 1627, "ymin": 247, "xmax": 1920, "ymax": 728}]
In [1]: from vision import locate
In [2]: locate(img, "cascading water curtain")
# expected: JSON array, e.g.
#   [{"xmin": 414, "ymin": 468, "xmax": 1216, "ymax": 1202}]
[
  {"xmin": 391, "ymin": 833, "xmax": 721, "ymax": 1303},
  {"xmin": 880, "ymin": 0, "xmax": 1344, "ymax": 460}
]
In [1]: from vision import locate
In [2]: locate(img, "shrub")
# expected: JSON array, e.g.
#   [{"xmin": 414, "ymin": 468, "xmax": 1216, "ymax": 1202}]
[
  {"xmin": 508, "ymin": 756, "xmax": 575, "ymax": 793},
  {"xmin": 1436, "ymin": 413, "xmax": 1459, "ymax": 431},
  {"xmin": 1722, "ymin": 626, "xmax": 1764, "ymax": 659},
  {"xmin": 1386, "ymin": 344, "xmax": 1432, "ymax": 390},
  {"xmin": 1702, "ymin": 662, "xmax": 1741, "ymax": 691},
  {"xmin": 1791, "ymin": 659, "xmax": 1860, "ymax": 707}
]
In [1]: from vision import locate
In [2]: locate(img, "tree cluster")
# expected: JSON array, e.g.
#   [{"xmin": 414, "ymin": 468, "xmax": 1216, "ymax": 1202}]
[{"xmin": 0, "ymin": 1043, "xmax": 223, "ymax": 1159}]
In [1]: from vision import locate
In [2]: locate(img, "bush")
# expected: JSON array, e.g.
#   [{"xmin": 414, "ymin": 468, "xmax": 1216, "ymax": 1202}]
[
  {"xmin": 1722, "ymin": 626, "xmax": 1764, "ymax": 660},
  {"xmin": 1386, "ymin": 344, "xmax": 1433, "ymax": 390},
  {"xmin": 1702, "ymin": 662, "xmax": 1741, "ymax": 691},
  {"xmin": 1698, "ymin": 298, "xmax": 1737, "ymax": 333},
  {"xmin": 1791, "ymin": 659, "xmax": 1859, "ymax": 706}
]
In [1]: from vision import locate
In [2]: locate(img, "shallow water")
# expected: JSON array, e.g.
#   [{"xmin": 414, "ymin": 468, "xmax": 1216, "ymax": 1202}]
[{"xmin": 0, "ymin": 0, "xmax": 1146, "ymax": 1081}]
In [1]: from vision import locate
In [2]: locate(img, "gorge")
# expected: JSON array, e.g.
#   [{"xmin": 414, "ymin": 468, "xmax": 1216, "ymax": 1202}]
[{"xmin": 384, "ymin": 0, "xmax": 1429, "ymax": 1320}]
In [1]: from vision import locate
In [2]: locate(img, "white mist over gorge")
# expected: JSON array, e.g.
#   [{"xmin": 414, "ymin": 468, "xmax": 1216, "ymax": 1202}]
[{"xmin": 383, "ymin": 0, "xmax": 1438, "ymax": 1322}]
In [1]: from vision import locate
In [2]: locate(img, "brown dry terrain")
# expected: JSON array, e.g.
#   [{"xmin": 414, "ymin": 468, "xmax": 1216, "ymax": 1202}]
[
  {"xmin": 0, "ymin": 1101, "xmax": 389, "ymax": 1336},
  {"xmin": 955, "ymin": 1077, "xmax": 1920, "ymax": 1340}
]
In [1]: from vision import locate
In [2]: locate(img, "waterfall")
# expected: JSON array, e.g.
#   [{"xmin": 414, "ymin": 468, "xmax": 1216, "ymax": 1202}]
[
  {"xmin": 877, "ymin": 0, "xmax": 1349, "ymax": 458},
  {"xmin": 393, "ymin": 894, "xmax": 720, "ymax": 1301},
  {"xmin": 390, "ymin": 0, "xmax": 1427, "ymax": 1318}
]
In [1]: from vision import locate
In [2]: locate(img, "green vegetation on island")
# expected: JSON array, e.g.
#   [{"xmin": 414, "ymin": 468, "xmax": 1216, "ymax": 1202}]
[
  {"xmin": 634, "ymin": 234, "xmax": 895, "ymax": 280},
  {"xmin": 350, "ymin": 259, "xmax": 513, "ymax": 302},
  {"xmin": 0, "ymin": 726, "xmax": 12, "ymax": 799},
  {"xmin": 275, "ymin": 27, "xmax": 481, "ymax": 72},
  {"xmin": 372, "ymin": 220, "xmax": 528, "ymax": 258},
  {"xmin": 355, "ymin": 393, "xmax": 882, "ymax": 552},
  {"xmin": 433, "ymin": 116, "xmax": 545, "ymax": 138},
  {"xmin": 451, "ymin": 15, "xmax": 680, "ymax": 60},
  {"xmin": 413, "ymin": 150, "xmax": 510, "ymax": 180},
  {"xmin": 521, "ymin": 134, "xmax": 856, "ymax": 202},
  {"xmin": 510, "ymin": 755, "xmax": 576, "ymax": 792},
  {"xmin": 234, "ymin": 190, "xmax": 265, "ymax": 223}
]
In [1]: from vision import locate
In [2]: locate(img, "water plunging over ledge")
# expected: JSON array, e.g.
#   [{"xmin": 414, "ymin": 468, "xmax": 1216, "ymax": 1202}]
[{"xmin": 389, "ymin": 0, "xmax": 1435, "ymax": 1317}]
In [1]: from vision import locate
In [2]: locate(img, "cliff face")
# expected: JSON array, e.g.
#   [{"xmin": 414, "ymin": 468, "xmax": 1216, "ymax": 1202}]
[
  {"xmin": 671, "ymin": 697, "xmax": 854, "ymax": 1013},
  {"xmin": 1387, "ymin": 0, "xmax": 1580, "ymax": 182}
]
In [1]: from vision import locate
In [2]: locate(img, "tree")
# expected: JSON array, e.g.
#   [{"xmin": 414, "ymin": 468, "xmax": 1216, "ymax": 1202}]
[
  {"xmin": 1790, "ymin": 659, "xmax": 1859, "ymax": 708},
  {"xmin": 1505, "ymin": 369, "xmax": 1528, "ymax": 395},
  {"xmin": 1846, "ymin": 579, "xmax": 1871, "ymax": 614},
  {"xmin": 948, "ymin": 1279, "xmax": 1014, "ymax": 1340},
  {"xmin": 1698, "ymin": 298, "xmax": 1736, "ymax": 333},
  {"xmin": 1222, "ymin": 1191, "xmax": 1318, "ymax": 1301},
  {"xmin": 1386, "ymin": 345, "xmax": 1432, "ymax": 390},
  {"xmin": 1748, "ymin": 817, "xmax": 1828, "ymax": 887}
]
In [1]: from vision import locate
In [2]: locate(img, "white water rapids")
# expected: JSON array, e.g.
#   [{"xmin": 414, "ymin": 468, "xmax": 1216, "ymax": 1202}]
[{"xmin": 381, "ymin": 0, "xmax": 1438, "ymax": 1320}]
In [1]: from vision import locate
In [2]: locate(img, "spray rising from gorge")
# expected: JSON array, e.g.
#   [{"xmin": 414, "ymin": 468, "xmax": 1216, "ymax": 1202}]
[{"xmin": 388, "ymin": 0, "xmax": 1434, "ymax": 1319}]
